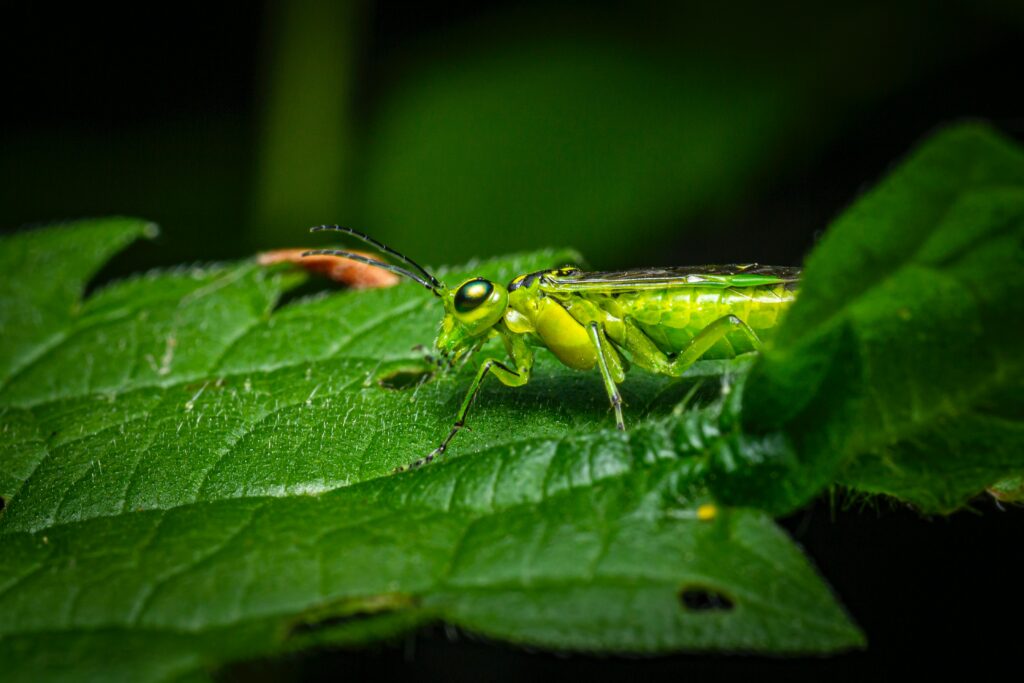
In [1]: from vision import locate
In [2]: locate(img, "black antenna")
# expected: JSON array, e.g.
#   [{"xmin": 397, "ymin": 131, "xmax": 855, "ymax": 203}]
[
  {"xmin": 310, "ymin": 225, "xmax": 443, "ymax": 290},
  {"xmin": 301, "ymin": 249, "xmax": 441, "ymax": 296}
]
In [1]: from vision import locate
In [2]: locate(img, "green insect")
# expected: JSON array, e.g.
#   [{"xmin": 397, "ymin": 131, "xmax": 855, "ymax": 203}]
[{"xmin": 304, "ymin": 226, "xmax": 799, "ymax": 470}]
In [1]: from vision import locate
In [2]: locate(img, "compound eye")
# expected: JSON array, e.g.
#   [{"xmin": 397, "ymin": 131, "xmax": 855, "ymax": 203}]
[{"xmin": 454, "ymin": 278, "xmax": 494, "ymax": 313}]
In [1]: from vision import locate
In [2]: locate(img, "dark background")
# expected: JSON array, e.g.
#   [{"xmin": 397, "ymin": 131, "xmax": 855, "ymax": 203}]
[{"xmin": 2, "ymin": 1, "xmax": 1021, "ymax": 679}]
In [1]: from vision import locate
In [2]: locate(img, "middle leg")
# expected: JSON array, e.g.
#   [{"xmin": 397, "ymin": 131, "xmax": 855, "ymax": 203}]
[{"xmin": 586, "ymin": 321, "xmax": 626, "ymax": 430}]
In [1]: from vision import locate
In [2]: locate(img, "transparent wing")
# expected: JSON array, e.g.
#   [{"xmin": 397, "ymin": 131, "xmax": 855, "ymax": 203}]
[{"xmin": 538, "ymin": 264, "xmax": 801, "ymax": 293}]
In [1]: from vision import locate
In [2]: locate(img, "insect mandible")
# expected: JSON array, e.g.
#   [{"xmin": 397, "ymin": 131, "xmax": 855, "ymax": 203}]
[{"xmin": 304, "ymin": 226, "xmax": 800, "ymax": 471}]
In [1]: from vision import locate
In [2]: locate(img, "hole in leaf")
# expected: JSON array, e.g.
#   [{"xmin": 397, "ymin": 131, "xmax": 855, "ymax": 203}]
[
  {"xmin": 287, "ymin": 593, "xmax": 417, "ymax": 639},
  {"xmin": 270, "ymin": 276, "xmax": 334, "ymax": 312},
  {"xmin": 679, "ymin": 586, "xmax": 735, "ymax": 612},
  {"xmin": 377, "ymin": 367, "xmax": 432, "ymax": 390},
  {"xmin": 289, "ymin": 609, "xmax": 385, "ymax": 637}
]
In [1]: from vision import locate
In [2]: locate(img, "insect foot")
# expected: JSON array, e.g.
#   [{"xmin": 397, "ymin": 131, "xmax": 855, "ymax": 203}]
[{"xmin": 393, "ymin": 447, "xmax": 444, "ymax": 473}]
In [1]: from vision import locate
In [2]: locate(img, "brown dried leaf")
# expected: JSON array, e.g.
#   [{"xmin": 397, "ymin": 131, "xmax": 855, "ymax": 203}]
[{"xmin": 258, "ymin": 248, "xmax": 400, "ymax": 289}]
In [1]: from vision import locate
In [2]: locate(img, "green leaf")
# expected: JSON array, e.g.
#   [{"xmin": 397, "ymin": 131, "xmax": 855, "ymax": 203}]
[
  {"xmin": 713, "ymin": 124, "xmax": 1024, "ymax": 514},
  {"xmin": 0, "ymin": 218, "xmax": 158, "ymax": 499},
  {"xmin": 0, "ymin": 218, "xmax": 156, "ymax": 387},
  {"xmin": 0, "ymin": 220, "xmax": 860, "ymax": 681},
  {"xmin": 989, "ymin": 474, "xmax": 1024, "ymax": 503}
]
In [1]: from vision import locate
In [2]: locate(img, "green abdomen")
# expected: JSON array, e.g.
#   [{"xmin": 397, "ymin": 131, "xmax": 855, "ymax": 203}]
[{"xmin": 601, "ymin": 285, "xmax": 797, "ymax": 358}]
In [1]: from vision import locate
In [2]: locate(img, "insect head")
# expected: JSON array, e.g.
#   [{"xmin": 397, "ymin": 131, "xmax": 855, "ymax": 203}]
[{"xmin": 303, "ymin": 226, "xmax": 509, "ymax": 369}]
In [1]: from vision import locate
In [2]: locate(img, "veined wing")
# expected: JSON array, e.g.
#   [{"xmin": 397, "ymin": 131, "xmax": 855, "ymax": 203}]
[{"xmin": 539, "ymin": 264, "xmax": 801, "ymax": 293}]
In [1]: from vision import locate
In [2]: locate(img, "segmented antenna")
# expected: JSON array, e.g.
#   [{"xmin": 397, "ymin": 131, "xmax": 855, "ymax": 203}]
[
  {"xmin": 310, "ymin": 225, "xmax": 443, "ymax": 290},
  {"xmin": 301, "ymin": 249, "xmax": 441, "ymax": 296}
]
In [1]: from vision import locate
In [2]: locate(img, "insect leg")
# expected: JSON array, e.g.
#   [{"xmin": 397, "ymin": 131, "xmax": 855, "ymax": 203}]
[
  {"xmin": 396, "ymin": 336, "xmax": 533, "ymax": 472},
  {"xmin": 613, "ymin": 314, "xmax": 761, "ymax": 378},
  {"xmin": 666, "ymin": 315, "xmax": 761, "ymax": 376},
  {"xmin": 586, "ymin": 322, "xmax": 626, "ymax": 430}
]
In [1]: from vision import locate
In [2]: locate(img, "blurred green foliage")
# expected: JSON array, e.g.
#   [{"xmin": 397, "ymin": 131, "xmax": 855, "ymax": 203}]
[
  {"xmin": 1, "ymin": 1, "xmax": 1022, "ymax": 270},
  {"xmin": 360, "ymin": 37, "xmax": 802, "ymax": 266}
]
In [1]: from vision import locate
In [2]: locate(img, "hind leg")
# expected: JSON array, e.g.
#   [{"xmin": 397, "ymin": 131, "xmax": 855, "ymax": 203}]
[
  {"xmin": 559, "ymin": 296, "xmax": 760, "ymax": 379},
  {"xmin": 619, "ymin": 315, "xmax": 761, "ymax": 378},
  {"xmin": 665, "ymin": 315, "xmax": 761, "ymax": 376}
]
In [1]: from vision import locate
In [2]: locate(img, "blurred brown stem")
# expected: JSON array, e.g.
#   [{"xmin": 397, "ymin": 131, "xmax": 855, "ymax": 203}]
[{"xmin": 252, "ymin": 0, "xmax": 362, "ymax": 249}]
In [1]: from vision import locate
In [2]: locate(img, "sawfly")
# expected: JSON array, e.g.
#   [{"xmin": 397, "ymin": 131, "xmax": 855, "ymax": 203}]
[{"xmin": 304, "ymin": 226, "xmax": 799, "ymax": 471}]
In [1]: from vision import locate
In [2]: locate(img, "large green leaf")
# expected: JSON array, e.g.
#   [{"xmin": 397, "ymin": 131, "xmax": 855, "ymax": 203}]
[
  {"xmin": 0, "ymin": 221, "xmax": 860, "ymax": 681},
  {"xmin": 711, "ymin": 124, "xmax": 1024, "ymax": 514}
]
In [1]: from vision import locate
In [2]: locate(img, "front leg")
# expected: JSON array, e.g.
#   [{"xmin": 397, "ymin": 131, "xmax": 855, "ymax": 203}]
[{"xmin": 397, "ymin": 332, "xmax": 533, "ymax": 472}]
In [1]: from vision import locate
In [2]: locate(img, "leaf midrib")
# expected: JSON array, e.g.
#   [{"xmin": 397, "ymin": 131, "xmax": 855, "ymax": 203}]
[{"xmin": 0, "ymin": 412, "xmax": 697, "ymax": 540}]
